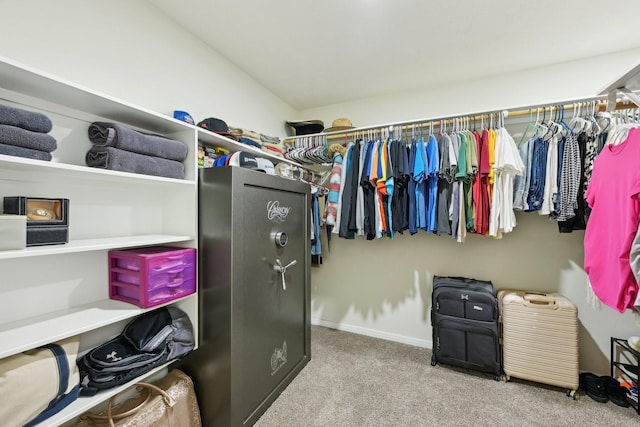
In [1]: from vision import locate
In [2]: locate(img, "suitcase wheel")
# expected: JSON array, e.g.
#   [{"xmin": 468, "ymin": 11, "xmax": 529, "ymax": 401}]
[
  {"xmin": 566, "ymin": 389, "xmax": 578, "ymax": 400},
  {"xmin": 430, "ymin": 355, "xmax": 437, "ymax": 366}
]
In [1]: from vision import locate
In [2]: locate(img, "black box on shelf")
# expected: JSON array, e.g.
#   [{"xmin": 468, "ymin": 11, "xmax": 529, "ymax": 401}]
[{"xmin": 2, "ymin": 197, "xmax": 69, "ymax": 246}]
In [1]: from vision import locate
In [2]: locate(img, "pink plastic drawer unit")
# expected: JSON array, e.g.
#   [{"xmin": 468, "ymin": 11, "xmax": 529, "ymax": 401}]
[{"xmin": 109, "ymin": 246, "xmax": 196, "ymax": 308}]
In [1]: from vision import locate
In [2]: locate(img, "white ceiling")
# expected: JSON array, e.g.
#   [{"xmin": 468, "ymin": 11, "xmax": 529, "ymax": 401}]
[{"xmin": 146, "ymin": 0, "xmax": 640, "ymax": 111}]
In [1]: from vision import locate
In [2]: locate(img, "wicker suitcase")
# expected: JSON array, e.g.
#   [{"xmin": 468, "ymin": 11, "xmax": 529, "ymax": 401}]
[{"xmin": 498, "ymin": 290, "xmax": 579, "ymax": 397}]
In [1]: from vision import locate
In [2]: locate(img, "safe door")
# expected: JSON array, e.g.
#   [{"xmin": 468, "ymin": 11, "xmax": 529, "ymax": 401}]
[{"xmin": 231, "ymin": 174, "xmax": 311, "ymax": 425}]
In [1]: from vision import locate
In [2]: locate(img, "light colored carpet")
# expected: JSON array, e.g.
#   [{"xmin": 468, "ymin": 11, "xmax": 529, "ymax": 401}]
[{"xmin": 255, "ymin": 326, "xmax": 639, "ymax": 426}]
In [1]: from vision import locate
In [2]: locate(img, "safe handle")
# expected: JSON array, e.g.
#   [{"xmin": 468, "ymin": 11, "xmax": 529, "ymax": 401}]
[{"xmin": 273, "ymin": 259, "xmax": 297, "ymax": 290}]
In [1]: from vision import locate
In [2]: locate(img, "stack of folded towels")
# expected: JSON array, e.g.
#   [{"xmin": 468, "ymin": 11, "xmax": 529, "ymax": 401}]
[
  {"xmin": 86, "ymin": 122, "xmax": 188, "ymax": 179},
  {"xmin": 0, "ymin": 104, "xmax": 57, "ymax": 161}
]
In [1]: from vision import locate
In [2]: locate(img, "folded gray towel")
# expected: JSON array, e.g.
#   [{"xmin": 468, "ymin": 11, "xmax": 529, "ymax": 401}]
[
  {"xmin": 260, "ymin": 133, "xmax": 281, "ymax": 144},
  {"xmin": 88, "ymin": 122, "xmax": 188, "ymax": 161},
  {"xmin": 85, "ymin": 146, "xmax": 185, "ymax": 179},
  {"xmin": 0, "ymin": 142, "xmax": 52, "ymax": 161},
  {"xmin": 0, "ymin": 104, "xmax": 53, "ymax": 133},
  {"xmin": 0, "ymin": 124, "xmax": 57, "ymax": 152}
]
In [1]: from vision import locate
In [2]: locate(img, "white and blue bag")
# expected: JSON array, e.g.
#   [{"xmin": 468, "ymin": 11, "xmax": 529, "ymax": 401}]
[{"xmin": 0, "ymin": 336, "xmax": 80, "ymax": 427}]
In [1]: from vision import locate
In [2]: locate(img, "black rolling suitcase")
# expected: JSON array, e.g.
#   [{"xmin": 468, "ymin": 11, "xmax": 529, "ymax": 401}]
[{"xmin": 430, "ymin": 275, "xmax": 502, "ymax": 380}]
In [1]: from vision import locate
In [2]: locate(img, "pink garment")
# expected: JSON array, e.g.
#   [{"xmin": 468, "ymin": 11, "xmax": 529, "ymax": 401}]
[{"xmin": 584, "ymin": 128, "xmax": 640, "ymax": 312}]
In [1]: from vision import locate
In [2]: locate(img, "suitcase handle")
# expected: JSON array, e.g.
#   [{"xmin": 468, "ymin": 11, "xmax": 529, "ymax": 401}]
[
  {"xmin": 440, "ymin": 276, "xmax": 491, "ymax": 285},
  {"xmin": 523, "ymin": 293, "xmax": 557, "ymax": 306}
]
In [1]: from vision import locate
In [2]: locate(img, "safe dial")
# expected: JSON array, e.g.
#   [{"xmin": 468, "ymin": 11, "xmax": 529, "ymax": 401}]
[{"xmin": 274, "ymin": 231, "xmax": 288, "ymax": 247}]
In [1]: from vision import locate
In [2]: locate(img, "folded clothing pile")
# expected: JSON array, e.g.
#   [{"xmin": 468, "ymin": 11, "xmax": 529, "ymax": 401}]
[
  {"xmin": 228, "ymin": 125, "xmax": 285, "ymax": 157},
  {"xmin": 0, "ymin": 104, "xmax": 57, "ymax": 161},
  {"xmin": 228, "ymin": 126, "xmax": 264, "ymax": 149},
  {"xmin": 86, "ymin": 122, "xmax": 188, "ymax": 179},
  {"xmin": 261, "ymin": 141, "xmax": 286, "ymax": 158}
]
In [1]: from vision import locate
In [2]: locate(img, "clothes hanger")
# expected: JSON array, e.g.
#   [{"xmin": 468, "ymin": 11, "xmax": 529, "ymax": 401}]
[
  {"xmin": 587, "ymin": 101, "xmax": 601, "ymax": 136},
  {"xmin": 543, "ymin": 105, "xmax": 558, "ymax": 139},
  {"xmin": 285, "ymin": 138, "xmax": 300, "ymax": 162},
  {"xmin": 551, "ymin": 104, "xmax": 565, "ymax": 135},
  {"xmin": 596, "ymin": 110, "xmax": 612, "ymax": 133},
  {"xmin": 551, "ymin": 105, "xmax": 566, "ymax": 137},
  {"xmin": 559, "ymin": 105, "xmax": 574, "ymax": 135},
  {"xmin": 568, "ymin": 103, "xmax": 580, "ymax": 131},
  {"xmin": 606, "ymin": 104, "xmax": 639, "ymax": 145},
  {"xmin": 582, "ymin": 102, "xmax": 593, "ymax": 132},
  {"xmin": 518, "ymin": 108, "xmax": 534, "ymax": 146},
  {"xmin": 300, "ymin": 137, "xmax": 312, "ymax": 164},
  {"xmin": 311, "ymin": 136, "xmax": 328, "ymax": 164},
  {"xmin": 582, "ymin": 102, "xmax": 592, "ymax": 132},
  {"xmin": 534, "ymin": 107, "xmax": 547, "ymax": 139}
]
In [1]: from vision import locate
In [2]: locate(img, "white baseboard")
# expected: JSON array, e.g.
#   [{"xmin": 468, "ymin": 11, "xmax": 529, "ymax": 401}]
[{"xmin": 311, "ymin": 318, "xmax": 433, "ymax": 350}]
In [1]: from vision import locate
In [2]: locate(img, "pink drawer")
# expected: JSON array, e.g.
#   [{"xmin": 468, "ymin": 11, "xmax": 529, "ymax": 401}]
[
  {"xmin": 108, "ymin": 246, "xmax": 196, "ymax": 308},
  {"xmin": 115, "ymin": 263, "xmax": 195, "ymax": 291}
]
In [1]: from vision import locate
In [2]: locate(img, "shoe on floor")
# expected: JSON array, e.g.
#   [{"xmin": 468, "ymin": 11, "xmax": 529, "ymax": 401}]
[
  {"xmin": 579, "ymin": 372, "xmax": 608, "ymax": 403},
  {"xmin": 620, "ymin": 363, "xmax": 638, "ymax": 376},
  {"xmin": 602, "ymin": 376, "xmax": 631, "ymax": 407}
]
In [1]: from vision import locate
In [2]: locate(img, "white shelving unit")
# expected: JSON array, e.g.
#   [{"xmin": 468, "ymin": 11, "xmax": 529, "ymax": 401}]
[
  {"xmin": 0, "ymin": 54, "xmax": 307, "ymax": 427},
  {"xmin": 0, "ymin": 296, "xmax": 194, "ymax": 359},
  {"xmin": 0, "ymin": 234, "xmax": 192, "ymax": 260},
  {"xmin": 0, "ymin": 56, "xmax": 199, "ymax": 427}
]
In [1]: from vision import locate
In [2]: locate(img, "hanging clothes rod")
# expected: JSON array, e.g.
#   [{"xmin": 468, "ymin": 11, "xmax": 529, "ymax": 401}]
[{"xmin": 283, "ymin": 94, "xmax": 638, "ymax": 143}]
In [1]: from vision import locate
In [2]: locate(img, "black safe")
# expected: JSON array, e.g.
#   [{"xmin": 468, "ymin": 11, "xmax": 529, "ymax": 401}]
[{"xmin": 178, "ymin": 167, "xmax": 311, "ymax": 427}]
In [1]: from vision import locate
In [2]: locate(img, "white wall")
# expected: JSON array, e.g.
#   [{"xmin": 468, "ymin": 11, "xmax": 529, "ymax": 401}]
[
  {"xmin": 300, "ymin": 48, "xmax": 640, "ymax": 130},
  {"xmin": 0, "ymin": 0, "xmax": 295, "ymax": 136},
  {"xmin": 305, "ymin": 49, "xmax": 640, "ymax": 375}
]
